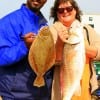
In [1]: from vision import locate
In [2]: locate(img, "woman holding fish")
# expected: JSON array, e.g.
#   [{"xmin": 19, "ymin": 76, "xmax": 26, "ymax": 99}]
[{"xmin": 50, "ymin": 0, "xmax": 100, "ymax": 100}]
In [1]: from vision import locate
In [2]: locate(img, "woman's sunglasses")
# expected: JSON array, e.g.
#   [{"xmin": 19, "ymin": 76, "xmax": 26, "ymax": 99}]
[{"xmin": 57, "ymin": 6, "xmax": 73, "ymax": 14}]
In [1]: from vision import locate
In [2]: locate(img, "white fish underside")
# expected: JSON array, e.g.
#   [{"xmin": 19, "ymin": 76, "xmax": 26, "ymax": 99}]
[{"xmin": 60, "ymin": 41, "xmax": 85, "ymax": 100}]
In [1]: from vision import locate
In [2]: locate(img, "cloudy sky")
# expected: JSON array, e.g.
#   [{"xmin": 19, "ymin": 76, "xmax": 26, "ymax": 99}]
[{"xmin": 0, "ymin": 0, "xmax": 100, "ymax": 24}]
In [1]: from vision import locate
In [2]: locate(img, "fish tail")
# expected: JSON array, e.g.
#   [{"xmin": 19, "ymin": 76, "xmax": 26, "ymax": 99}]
[{"xmin": 33, "ymin": 76, "xmax": 45, "ymax": 87}]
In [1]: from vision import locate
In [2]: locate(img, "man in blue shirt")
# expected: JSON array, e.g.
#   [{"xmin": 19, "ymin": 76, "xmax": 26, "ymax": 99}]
[{"xmin": 0, "ymin": 0, "xmax": 53, "ymax": 99}]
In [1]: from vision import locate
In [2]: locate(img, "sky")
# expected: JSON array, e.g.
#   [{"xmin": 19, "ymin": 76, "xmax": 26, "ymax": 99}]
[
  {"xmin": 76, "ymin": 0, "xmax": 100, "ymax": 14},
  {"xmin": 0, "ymin": 0, "xmax": 100, "ymax": 24}
]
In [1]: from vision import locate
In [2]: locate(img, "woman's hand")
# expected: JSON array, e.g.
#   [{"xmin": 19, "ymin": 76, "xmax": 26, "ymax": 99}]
[
  {"xmin": 58, "ymin": 30, "xmax": 69, "ymax": 42},
  {"xmin": 84, "ymin": 39, "xmax": 97, "ymax": 58}
]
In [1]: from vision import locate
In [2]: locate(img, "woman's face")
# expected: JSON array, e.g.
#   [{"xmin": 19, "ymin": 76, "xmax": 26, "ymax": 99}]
[{"xmin": 57, "ymin": 1, "xmax": 76, "ymax": 27}]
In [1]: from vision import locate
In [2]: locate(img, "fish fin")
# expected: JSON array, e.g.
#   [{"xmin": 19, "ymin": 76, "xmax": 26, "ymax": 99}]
[{"xmin": 33, "ymin": 76, "xmax": 45, "ymax": 87}]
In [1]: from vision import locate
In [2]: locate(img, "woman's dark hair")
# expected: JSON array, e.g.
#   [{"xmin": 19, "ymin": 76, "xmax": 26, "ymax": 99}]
[{"xmin": 50, "ymin": 0, "xmax": 83, "ymax": 23}]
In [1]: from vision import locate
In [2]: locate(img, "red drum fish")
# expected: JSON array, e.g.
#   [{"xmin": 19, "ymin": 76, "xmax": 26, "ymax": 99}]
[
  {"xmin": 50, "ymin": 20, "xmax": 85, "ymax": 100},
  {"xmin": 28, "ymin": 26, "xmax": 56, "ymax": 87}
]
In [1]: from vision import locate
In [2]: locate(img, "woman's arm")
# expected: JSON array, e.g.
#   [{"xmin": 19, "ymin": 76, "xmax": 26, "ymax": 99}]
[{"xmin": 84, "ymin": 24, "xmax": 100, "ymax": 60}]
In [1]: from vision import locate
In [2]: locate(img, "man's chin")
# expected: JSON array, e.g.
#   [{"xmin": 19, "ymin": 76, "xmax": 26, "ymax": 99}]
[{"xmin": 30, "ymin": 8, "xmax": 40, "ymax": 13}]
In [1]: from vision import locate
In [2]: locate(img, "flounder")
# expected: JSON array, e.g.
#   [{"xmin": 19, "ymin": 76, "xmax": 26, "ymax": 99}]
[{"xmin": 28, "ymin": 26, "xmax": 56, "ymax": 87}]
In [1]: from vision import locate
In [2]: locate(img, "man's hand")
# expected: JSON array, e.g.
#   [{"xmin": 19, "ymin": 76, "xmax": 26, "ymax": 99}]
[{"xmin": 22, "ymin": 32, "xmax": 36, "ymax": 49}]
